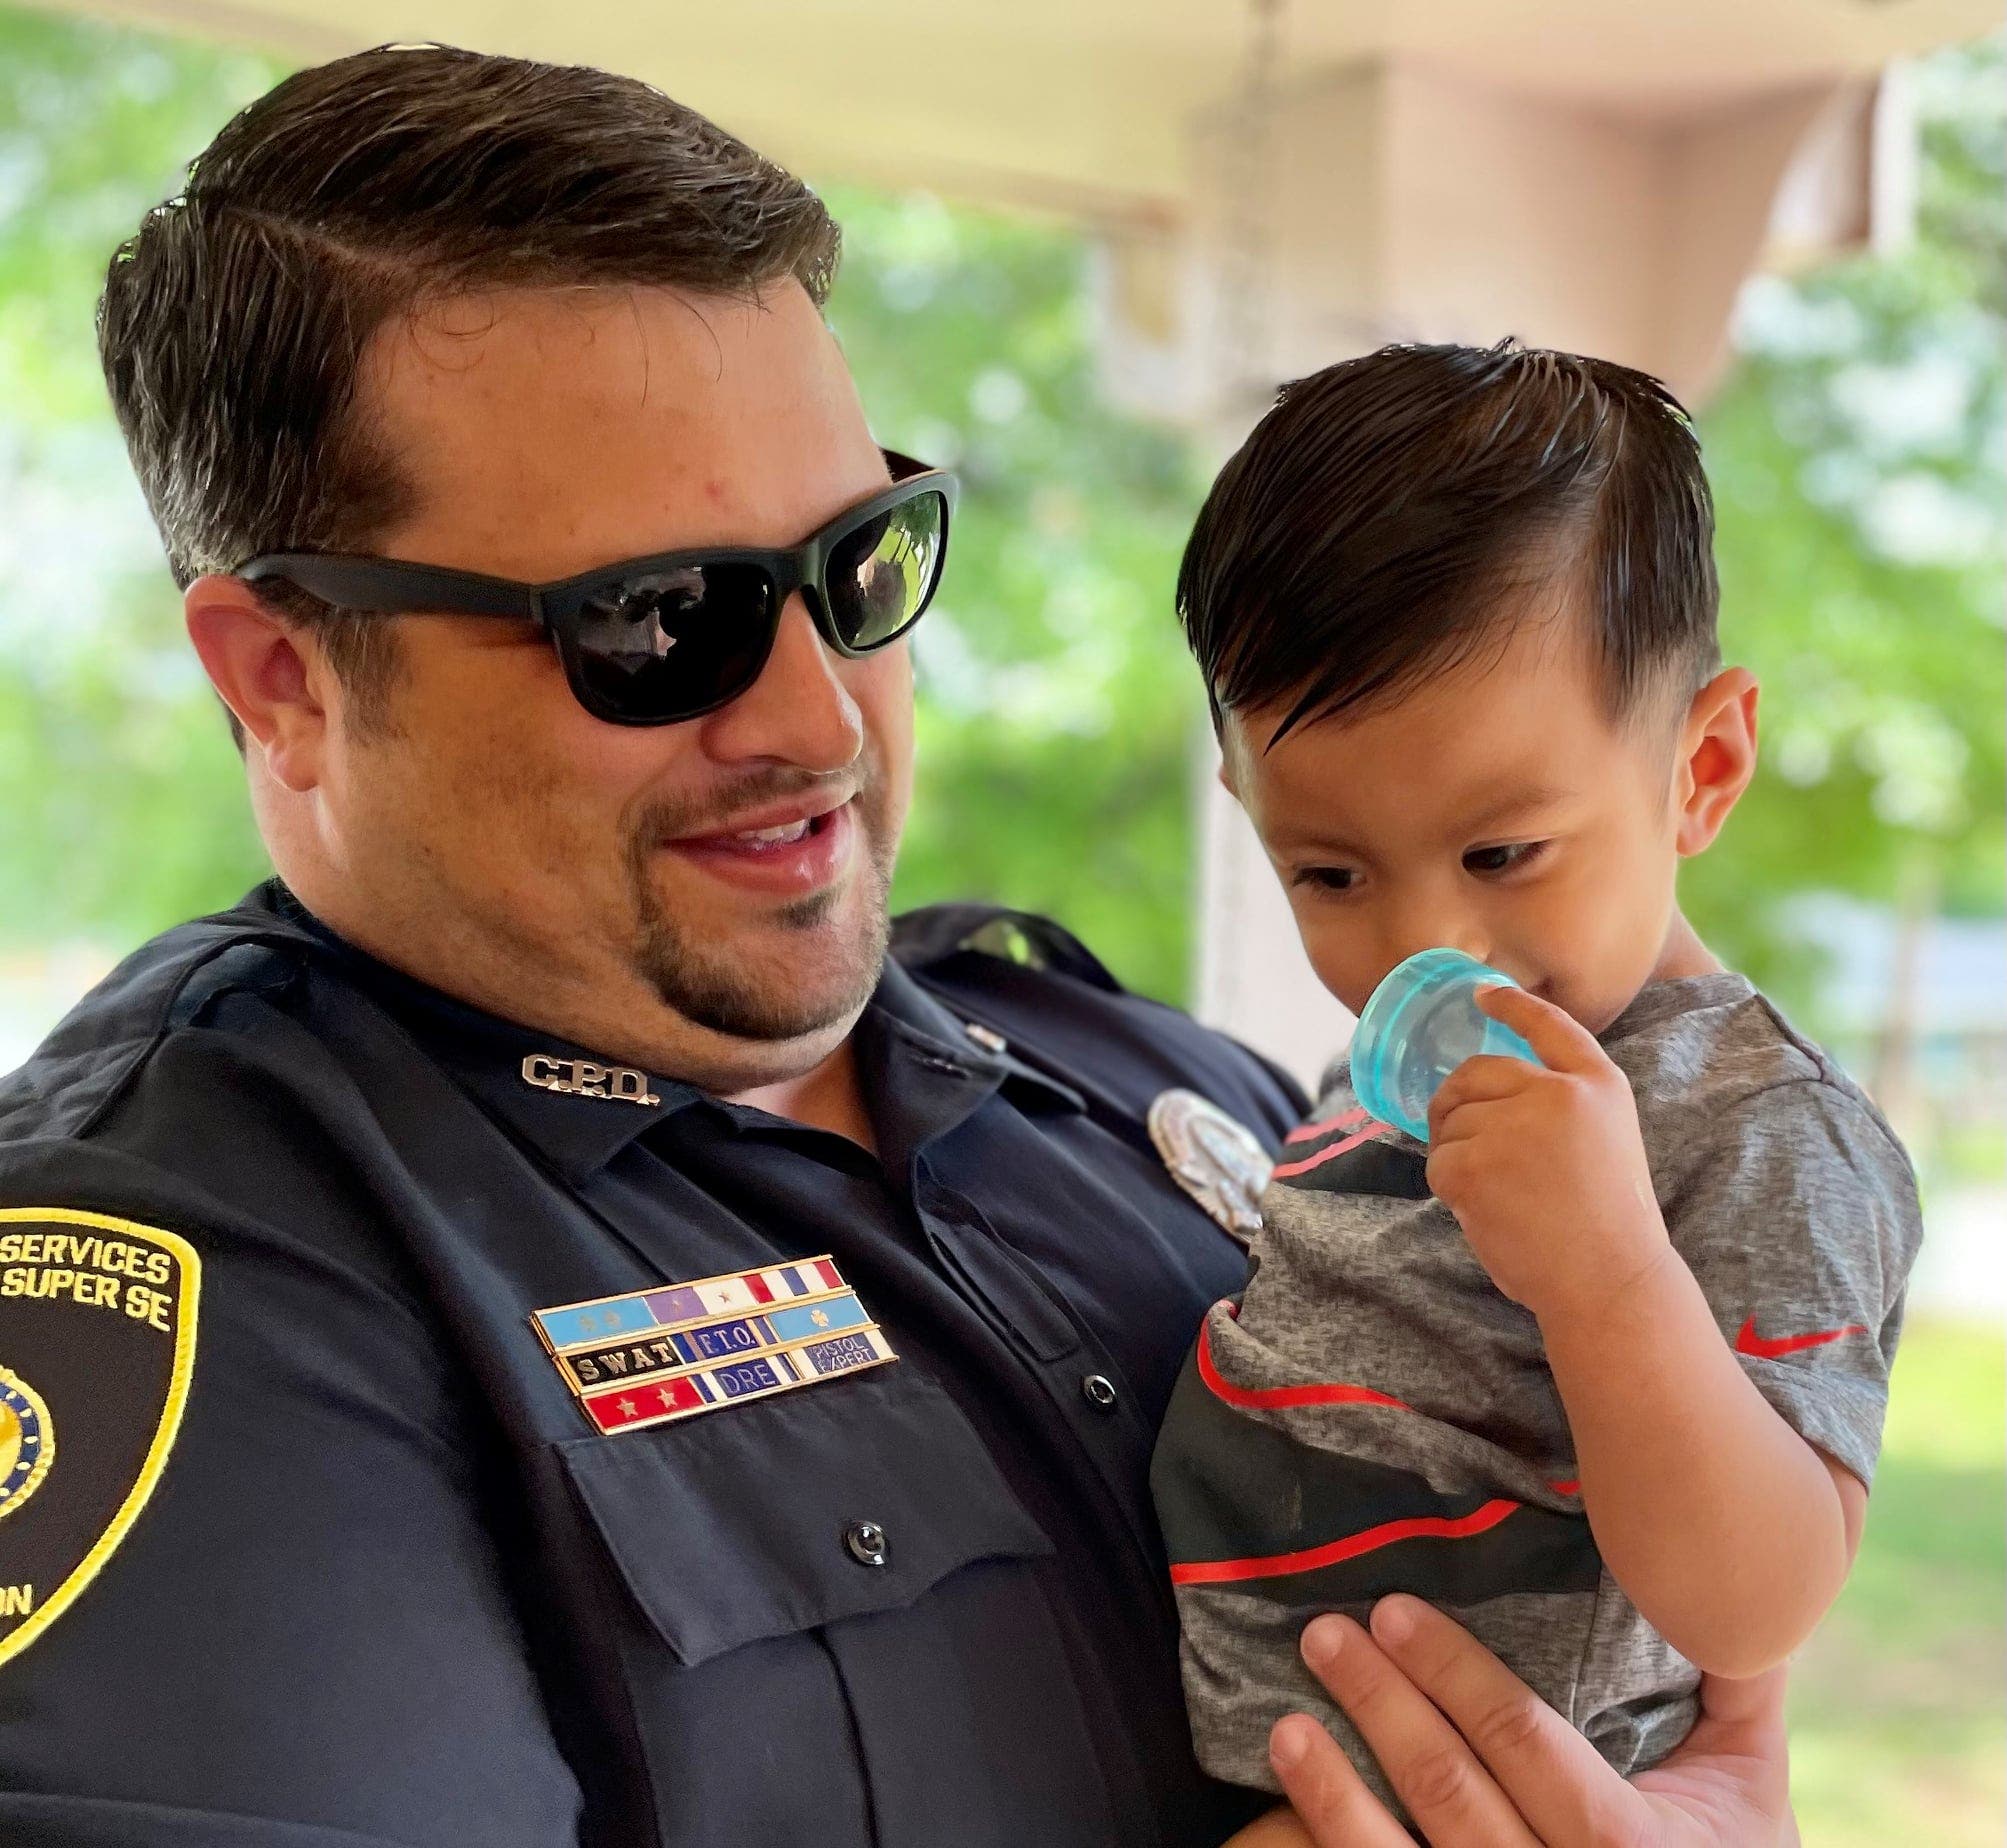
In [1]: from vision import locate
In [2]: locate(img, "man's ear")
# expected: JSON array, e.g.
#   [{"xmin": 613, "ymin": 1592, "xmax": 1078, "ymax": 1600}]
[
  {"xmin": 1673, "ymin": 667, "xmax": 1759, "ymax": 858},
  {"xmin": 184, "ymin": 576, "xmax": 329, "ymax": 793}
]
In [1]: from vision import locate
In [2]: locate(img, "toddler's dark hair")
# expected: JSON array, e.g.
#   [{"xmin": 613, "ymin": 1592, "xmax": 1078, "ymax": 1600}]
[{"xmin": 1176, "ymin": 340, "xmax": 1721, "ymax": 747}]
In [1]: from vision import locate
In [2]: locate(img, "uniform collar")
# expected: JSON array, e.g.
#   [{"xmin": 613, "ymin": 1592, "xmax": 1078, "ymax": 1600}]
[
  {"xmin": 870, "ymin": 955, "xmax": 1086, "ymax": 1118},
  {"xmin": 265, "ymin": 884, "xmax": 1079, "ymax": 1184},
  {"xmin": 259, "ymin": 890, "xmax": 696, "ymax": 1181}
]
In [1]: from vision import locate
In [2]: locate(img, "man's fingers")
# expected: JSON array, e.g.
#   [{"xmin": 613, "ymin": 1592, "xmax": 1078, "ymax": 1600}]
[
  {"xmin": 1633, "ymin": 1666, "xmax": 1796, "ymax": 1845},
  {"xmin": 1364, "ymin": 1597, "xmax": 1637, "ymax": 1846},
  {"xmin": 1299, "ymin": 1615, "xmax": 1542, "ymax": 1847},
  {"xmin": 1473, "ymin": 984, "xmax": 1601, "ymax": 1073},
  {"xmin": 1689, "ymin": 1662, "xmax": 1789, "ymax": 1740},
  {"xmin": 1648, "ymin": 1664, "xmax": 1794, "ymax": 1824},
  {"xmin": 1267, "ymin": 1714, "xmax": 1414, "ymax": 1848}
]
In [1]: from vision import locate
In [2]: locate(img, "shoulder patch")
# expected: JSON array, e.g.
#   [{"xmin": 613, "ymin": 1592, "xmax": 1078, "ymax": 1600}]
[{"xmin": 0, "ymin": 1208, "xmax": 198, "ymax": 1665}]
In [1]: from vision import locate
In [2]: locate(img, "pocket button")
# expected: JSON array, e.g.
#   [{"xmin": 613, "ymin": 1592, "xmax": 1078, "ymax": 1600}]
[
  {"xmin": 843, "ymin": 1519, "xmax": 890, "ymax": 1568},
  {"xmin": 1081, "ymin": 1373, "xmax": 1119, "ymax": 1413}
]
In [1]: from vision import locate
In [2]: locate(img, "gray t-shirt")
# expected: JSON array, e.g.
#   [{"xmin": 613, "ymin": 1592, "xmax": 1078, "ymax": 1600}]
[{"xmin": 1150, "ymin": 973, "xmax": 1922, "ymax": 1812}]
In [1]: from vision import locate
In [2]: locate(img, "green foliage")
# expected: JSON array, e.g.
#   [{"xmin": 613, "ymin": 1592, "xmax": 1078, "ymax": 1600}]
[
  {"xmin": 825, "ymin": 189, "xmax": 1211, "ymax": 1001},
  {"xmin": 1790, "ymin": 1315, "xmax": 2006, "ymax": 1844},
  {"xmin": 0, "ymin": 12, "xmax": 274, "ymax": 427},
  {"xmin": 1689, "ymin": 35, "xmax": 2006, "ymax": 1000},
  {"xmin": 0, "ymin": 7, "xmax": 278, "ymax": 942}
]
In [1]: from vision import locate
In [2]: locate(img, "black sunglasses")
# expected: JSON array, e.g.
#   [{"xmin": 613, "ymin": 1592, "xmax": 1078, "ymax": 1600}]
[{"xmin": 236, "ymin": 450, "xmax": 957, "ymax": 726}]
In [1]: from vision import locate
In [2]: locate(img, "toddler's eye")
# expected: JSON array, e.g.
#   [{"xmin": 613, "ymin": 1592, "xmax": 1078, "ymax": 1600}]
[
  {"xmin": 1464, "ymin": 841, "xmax": 1546, "ymax": 876},
  {"xmin": 1294, "ymin": 866, "xmax": 1357, "ymax": 894}
]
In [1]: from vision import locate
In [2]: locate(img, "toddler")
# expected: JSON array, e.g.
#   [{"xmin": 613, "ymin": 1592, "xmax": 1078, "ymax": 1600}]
[{"xmin": 1150, "ymin": 341, "xmax": 1922, "ymax": 1815}]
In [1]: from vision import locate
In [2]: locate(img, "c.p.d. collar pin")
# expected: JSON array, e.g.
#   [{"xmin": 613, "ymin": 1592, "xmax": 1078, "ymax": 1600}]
[{"xmin": 520, "ymin": 1054, "xmax": 660, "ymax": 1107}]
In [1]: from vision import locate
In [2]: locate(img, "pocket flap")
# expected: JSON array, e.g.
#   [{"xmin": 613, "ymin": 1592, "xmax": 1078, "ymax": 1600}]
[{"xmin": 557, "ymin": 1363, "xmax": 1055, "ymax": 1666}]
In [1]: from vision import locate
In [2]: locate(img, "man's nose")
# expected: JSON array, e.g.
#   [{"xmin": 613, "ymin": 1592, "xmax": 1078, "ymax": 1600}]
[{"xmin": 698, "ymin": 595, "xmax": 864, "ymax": 774}]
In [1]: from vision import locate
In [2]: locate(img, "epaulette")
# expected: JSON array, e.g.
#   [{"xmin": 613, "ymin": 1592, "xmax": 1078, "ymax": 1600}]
[
  {"xmin": 0, "ymin": 902, "xmax": 318, "ymax": 1148},
  {"xmin": 889, "ymin": 904, "xmax": 1124, "ymax": 995}
]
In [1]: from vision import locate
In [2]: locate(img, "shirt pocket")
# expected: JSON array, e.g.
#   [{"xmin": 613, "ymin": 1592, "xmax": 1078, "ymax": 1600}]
[
  {"xmin": 556, "ymin": 1361, "xmax": 1053, "ymax": 1664},
  {"xmin": 554, "ymin": 1363, "xmax": 1119, "ymax": 1848}
]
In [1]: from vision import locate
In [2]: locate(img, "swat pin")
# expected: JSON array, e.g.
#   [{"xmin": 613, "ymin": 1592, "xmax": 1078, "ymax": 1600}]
[{"xmin": 532, "ymin": 1255, "xmax": 896, "ymax": 1435}]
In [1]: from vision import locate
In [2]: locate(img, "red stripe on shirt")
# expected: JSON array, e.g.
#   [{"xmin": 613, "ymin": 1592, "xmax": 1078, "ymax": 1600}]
[
  {"xmin": 1284, "ymin": 1105, "xmax": 1373, "ymax": 1146},
  {"xmin": 1170, "ymin": 1498, "xmax": 1525, "ymax": 1585},
  {"xmin": 1272, "ymin": 1122, "xmax": 1394, "ymax": 1179},
  {"xmin": 1196, "ymin": 1315, "xmax": 1413, "ymax": 1413}
]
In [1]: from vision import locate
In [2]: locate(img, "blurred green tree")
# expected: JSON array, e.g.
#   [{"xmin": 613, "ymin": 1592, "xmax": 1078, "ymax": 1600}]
[
  {"xmin": 0, "ymin": 9, "xmax": 279, "ymax": 941},
  {"xmin": 1689, "ymin": 36, "xmax": 2006, "ymax": 1014},
  {"xmin": 825, "ymin": 189, "xmax": 1211, "ymax": 1001}
]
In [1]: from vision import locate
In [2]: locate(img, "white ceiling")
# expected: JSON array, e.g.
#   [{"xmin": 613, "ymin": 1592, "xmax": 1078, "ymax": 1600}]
[{"xmin": 41, "ymin": 0, "xmax": 2001, "ymax": 222}]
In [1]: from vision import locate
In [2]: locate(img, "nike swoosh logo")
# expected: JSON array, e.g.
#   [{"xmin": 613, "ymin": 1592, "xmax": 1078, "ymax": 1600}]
[{"xmin": 1734, "ymin": 1316, "xmax": 1869, "ymax": 1360}]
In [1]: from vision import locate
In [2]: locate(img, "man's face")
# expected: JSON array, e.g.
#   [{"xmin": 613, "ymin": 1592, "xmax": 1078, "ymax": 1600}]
[
  {"xmin": 314, "ymin": 282, "xmax": 913, "ymax": 1088},
  {"xmin": 1222, "ymin": 614, "xmax": 1688, "ymax": 1036}
]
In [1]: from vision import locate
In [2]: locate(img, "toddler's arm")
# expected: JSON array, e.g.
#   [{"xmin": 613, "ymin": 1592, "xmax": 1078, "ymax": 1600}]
[
  {"xmin": 1536, "ymin": 1245, "xmax": 1861, "ymax": 1675},
  {"xmin": 1427, "ymin": 984, "xmax": 1908, "ymax": 1679}
]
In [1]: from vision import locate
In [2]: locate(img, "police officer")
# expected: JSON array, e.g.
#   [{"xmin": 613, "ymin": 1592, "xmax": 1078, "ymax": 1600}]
[{"xmin": 0, "ymin": 44, "xmax": 1791, "ymax": 1848}]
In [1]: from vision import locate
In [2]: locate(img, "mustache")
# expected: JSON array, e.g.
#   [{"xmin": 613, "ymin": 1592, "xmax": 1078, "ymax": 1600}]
[{"xmin": 626, "ymin": 767, "xmax": 866, "ymax": 844}]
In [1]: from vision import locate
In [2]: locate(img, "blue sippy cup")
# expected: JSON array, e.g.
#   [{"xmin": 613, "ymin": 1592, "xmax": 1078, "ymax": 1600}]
[{"xmin": 1349, "ymin": 948, "xmax": 1541, "ymax": 1142}]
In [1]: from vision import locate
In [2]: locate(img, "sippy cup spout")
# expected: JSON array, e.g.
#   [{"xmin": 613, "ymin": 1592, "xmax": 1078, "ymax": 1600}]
[{"xmin": 1348, "ymin": 948, "xmax": 1541, "ymax": 1143}]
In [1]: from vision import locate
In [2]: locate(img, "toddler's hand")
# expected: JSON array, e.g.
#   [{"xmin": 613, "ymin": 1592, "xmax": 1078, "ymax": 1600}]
[{"xmin": 1424, "ymin": 985, "xmax": 1669, "ymax": 1324}]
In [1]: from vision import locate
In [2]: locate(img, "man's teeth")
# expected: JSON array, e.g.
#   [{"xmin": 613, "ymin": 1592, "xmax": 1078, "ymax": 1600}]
[{"xmin": 733, "ymin": 819, "xmax": 813, "ymax": 845}]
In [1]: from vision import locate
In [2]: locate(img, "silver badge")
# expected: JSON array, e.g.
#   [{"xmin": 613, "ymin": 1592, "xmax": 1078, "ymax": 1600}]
[{"xmin": 1147, "ymin": 1089, "xmax": 1272, "ymax": 1244}]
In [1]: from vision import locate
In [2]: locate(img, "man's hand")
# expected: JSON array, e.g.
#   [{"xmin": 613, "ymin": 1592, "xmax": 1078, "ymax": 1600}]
[
  {"xmin": 1424, "ymin": 985, "xmax": 1669, "ymax": 1322},
  {"xmin": 1235, "ymin": 1597, "xmax": 1795, "ymax": 1847}
]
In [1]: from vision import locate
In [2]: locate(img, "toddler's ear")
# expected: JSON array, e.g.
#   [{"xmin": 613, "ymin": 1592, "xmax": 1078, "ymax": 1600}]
[
  {"xmin": 1214, "ymin": 712, "xmax": 1247, "ymax": 800},
  {"xmin": 1673, "ymin": 667, "xmax": 1759, "ymax": 857}
]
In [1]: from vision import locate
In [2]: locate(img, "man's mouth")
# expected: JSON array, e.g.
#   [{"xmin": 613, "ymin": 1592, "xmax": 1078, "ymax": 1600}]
[
  {"xmin": 724, "ymin": 815, "xmax": 818, "ymax": 851},
  {"xmin": 662, "ymin": 795, "xmax": 858, "ymax": 895},
  {"xmin": 676, "ymin": 785, "xmax": 852, "ymax": 846}
]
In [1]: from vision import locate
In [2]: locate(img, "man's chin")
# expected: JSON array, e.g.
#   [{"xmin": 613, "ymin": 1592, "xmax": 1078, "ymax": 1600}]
[
  {"xmin": 627, "ymin": 811, "xmax": 896, "ymax": 1043},
  {"xmin": 670, "ymin": 971, "xmax": 876, "ymax": 1047},
  {"xmin": 634, "ymin": 909, "xmax": 887, "ymax": 1047}
]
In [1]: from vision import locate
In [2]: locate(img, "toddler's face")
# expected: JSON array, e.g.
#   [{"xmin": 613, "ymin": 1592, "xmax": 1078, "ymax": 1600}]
[{"xmin": 1222, "ymin": 615, "xmax": 1697, "ymax": 1036}]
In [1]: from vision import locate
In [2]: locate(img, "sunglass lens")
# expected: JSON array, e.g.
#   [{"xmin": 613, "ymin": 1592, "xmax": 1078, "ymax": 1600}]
[
  {"xmin": 826, "ymin": 491, "xmax": 947, "ymax": 650},
  {"xmin": 570, "ymin": 562, "xmax": 774, "ymax": 722}
]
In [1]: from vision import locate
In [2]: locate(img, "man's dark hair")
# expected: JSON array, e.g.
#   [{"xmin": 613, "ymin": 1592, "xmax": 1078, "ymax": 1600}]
[
  {"xmin": 98, "ymin": 43, "xmax": 842, "ymax": 731},
  {"xmin": 1176, "ymin": 340, "xmax": 1721, "ymax": 749}
]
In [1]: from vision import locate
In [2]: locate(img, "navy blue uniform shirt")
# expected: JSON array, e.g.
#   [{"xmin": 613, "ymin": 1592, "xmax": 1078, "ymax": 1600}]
[{"xmin": 0, "ymin": 882, "xmax": 1303, "ymax": 1847}]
